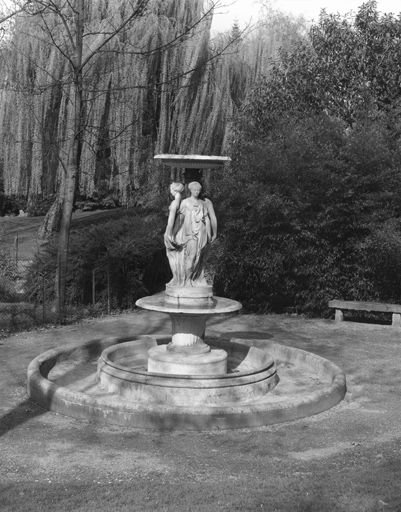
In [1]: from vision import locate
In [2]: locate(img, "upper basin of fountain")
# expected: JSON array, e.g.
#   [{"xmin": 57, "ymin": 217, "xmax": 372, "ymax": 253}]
[
  {"xmin": 154, "ymin": 154, "xmax": 231, "ymax": 169},
  {"xmin": 136, "ymin": 293, "xmax": 242, "ymax": 315}
]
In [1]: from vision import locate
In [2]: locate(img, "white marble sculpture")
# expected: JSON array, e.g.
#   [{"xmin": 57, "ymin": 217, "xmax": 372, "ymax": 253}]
[{"xmin": 164, "ymin": 181, "xmax": 217, "ymax": 288}]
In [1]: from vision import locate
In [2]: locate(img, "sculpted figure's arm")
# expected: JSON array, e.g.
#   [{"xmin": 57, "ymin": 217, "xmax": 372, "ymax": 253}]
[
  {"xmin": 164, "ymin": 199, "xmax": 179, "ymax": 249},
  {"xmin": 205, "ymin": 211, "xmax": 212, "ymax": 243},
  {"xmin": 205, "ymin": 198, "xmax": 217, "ymax": 243},
  {"xmin": 164, "ymin": 183, "xmax": 184, "ymax": 250}
]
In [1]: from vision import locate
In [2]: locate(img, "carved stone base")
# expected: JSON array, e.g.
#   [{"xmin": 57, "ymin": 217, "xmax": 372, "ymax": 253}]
[
  {"xmin": 165, "ymin": 284, "xmax": 213, "ymax": 307},
  {"xmin": 135, "ymin": 293, "xmax": 242, "ymax": 378},
  {"xmin": 169, "ymin": 313, "xmax": 209, "ymax": 347},
  {"xmin": 148, "ymin": 345, "xmax": 228, "ymax": 376}
]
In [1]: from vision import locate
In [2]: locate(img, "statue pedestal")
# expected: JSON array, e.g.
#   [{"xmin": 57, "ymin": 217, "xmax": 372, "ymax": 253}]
[
  {"xmin": 135, "ymin": 293, "xmax": 242, "ymax": 377},
  {"xmin": 148, "ymin": 345, "xmax": 227, "ymax": 376},
  {"xmin": 148, "ymin": 310, "xmax": 228, "ymax": 375},
  {"xmin": 169, "ymin": 313, "xmax": 209, "ymax": 347},
  {"xmin": 165, "ymin": 283, "xmax": 213, "ymax": 307}
]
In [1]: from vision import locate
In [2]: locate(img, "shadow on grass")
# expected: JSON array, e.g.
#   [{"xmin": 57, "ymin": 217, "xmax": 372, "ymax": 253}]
[
  {"xmin": 0, "ymin": 312, "xmax": 178, "ymax": 437},
  {"xmin": 218, "ymin": 330, "xmax": 275, "ymax": 340},
  {"xmin": 344, "ymin": 311, "xmax": 392, "ymax": 326},
  {"xmin": 0, "ymin": 398, "xmax": 46, "ymax": 438},
  {"xmin": 217, "ymin": 327, "xmax": 346, "ymax": 363},
  {"xmin": 0, "ymin": 312, "xmax": 242, "ymax": 436}
]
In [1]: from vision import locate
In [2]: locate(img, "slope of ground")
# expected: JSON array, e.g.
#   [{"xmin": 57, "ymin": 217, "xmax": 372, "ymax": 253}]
[{"xmin": 0, "ymin": 208, "xmax": 136, "ymax": 261}]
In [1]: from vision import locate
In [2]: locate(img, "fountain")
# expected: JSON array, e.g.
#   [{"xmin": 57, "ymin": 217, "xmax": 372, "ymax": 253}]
[
  {"xmin": 97, "ymin": 155, "xmax": 279, "ymax": 408},
  {"xmin": 137, "ymin": 155, "xmax": 241, "ymax": 377},
  {"xmin": 27, "ymin": 154, "xmax": 346, "ymax": 430}
]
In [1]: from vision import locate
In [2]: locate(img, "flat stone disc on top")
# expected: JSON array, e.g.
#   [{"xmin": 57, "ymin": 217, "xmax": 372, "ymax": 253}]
[{"xmin": 136, "ymin": 294, "xmax": 242, "ymax": 315}]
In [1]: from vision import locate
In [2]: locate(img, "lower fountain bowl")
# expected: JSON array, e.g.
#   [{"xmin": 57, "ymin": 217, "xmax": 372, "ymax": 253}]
[
  {"xmin": 27, "ymin": 334, "xmax": 346, "ymax": 430},
  {"xmin": 98, "ymin": 338, "xmax": 278, "ymax": 406}
]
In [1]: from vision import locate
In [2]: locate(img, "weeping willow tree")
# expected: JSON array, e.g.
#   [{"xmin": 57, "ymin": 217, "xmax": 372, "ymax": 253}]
[
  {"xmin": 0, "ymin": 0, "xmax": 305, "ymax": 315},
  {"xmin": 0, "ymin": 1, "xmax": 307, "ymax": 209},
  {"xmin": 249, "ymin": 5, "xmax": 308, "ymax": 79},
  {"xmin": 0, "ymin": 1, "xmax": 238, "ymax": 203},
  {"xmin": 0, "ymin": 1, "xmax": 307, "ymax": 204},
  {"xmin": 0, "ymin": 0, "xmax": 239, "ymax": 316}
]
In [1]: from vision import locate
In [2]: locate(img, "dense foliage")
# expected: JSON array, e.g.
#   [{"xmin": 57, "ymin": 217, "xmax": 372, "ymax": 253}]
[
  {"xmin": 4, "ymin": 0, "xmax": 401, "ymax": 318},
  {"xmin": 0, "ymin": 240, "xmax": 19, "ymax": 302},
  {"xmin": 27, "ymin": 211, "xmax": 167, "ymax": 309},
  {"xmin": 214, "ymin": 1, "xmax": 401, "ymax": 315},
  {"xmin": 249, "ymin": 1, "xmax": 401, "ymax": 129}
]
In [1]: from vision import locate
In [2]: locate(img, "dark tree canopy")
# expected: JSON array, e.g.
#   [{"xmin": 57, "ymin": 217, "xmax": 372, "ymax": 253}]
[
  {"xmin": 246, "ymin": 1, "xmax": 401, "ymax": 131},
  {"xmin": 214, "ymin": 1, "xmax": 401, "ymax": 315}
]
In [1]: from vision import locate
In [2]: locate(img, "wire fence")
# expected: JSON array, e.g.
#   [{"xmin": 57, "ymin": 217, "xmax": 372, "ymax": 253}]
[
  {"xmin": 0, "ymin": 237, "xmax": 114, "ymax": 337},
  {"xmin": 0, "ymin": 247, "xmax": 59, "ymax": 334},
  {"xmin": 0, "ymin": 212, "xmax": 169, "ymax": 337}
]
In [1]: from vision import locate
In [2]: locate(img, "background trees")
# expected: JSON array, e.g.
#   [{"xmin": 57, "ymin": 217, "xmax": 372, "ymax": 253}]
[
  {"xmin": 1, "ymin": 0, "xmax": 230, "ymax": 315},
  {"xmin": 1, "ymin": 1, "xmax": 223, "ymax": 208},
  {"xmin": 4, "ymin": 0, "xmax": 401, "ymax": 317},
  {"xmin": 214, "ymin": 1, "xmax": 401, "ymax": 314},
  {"xmin": 245, "ymin": 1, "xmax": 401, "ymax": 129},
  {"xmin": 0, "ymin": 1, "xmax": 307, "ymax": 209}
]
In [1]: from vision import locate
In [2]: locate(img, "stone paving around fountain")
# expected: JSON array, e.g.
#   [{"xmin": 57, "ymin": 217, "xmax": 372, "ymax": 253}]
[{"xmin": 1, "ymin": 312, "xmax": 401, "ymax": 510}]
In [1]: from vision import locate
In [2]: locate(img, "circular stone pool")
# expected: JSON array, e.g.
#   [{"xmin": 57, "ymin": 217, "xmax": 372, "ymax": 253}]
[{"xmin": 27, "ymin": 335, "xmax": 346, "ymax": 430}]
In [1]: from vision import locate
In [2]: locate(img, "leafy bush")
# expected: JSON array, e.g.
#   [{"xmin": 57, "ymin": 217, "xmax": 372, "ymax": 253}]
[
  {"xmin": 0, "ymin": 232, "xmax": 19, "ymax": 302},
  {"xmin": 214, "ymin": 106, "xmax": 401, "ymax": 315},
  {"xmin": 213, "ymin": 5, "xmax": 401, "ymax": 315},
  {"xmin": 26, "ymin": 211, "xmax": 168, "ymax": 310},
  {"xmin": 0, "ymin": 278, "xmax": 19, "ymax": 303}
]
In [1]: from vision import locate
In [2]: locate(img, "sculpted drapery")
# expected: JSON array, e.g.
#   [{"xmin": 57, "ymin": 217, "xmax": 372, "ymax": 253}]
[{"xmin": 164, "ymin": 181, "xmax": 216, "ymax": 287}]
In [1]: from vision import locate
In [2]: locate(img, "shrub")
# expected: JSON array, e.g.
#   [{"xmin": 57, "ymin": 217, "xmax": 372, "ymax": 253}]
[
  {"xmin": 214, "ymin": 107, "xmax": 401, "ymax": 315},
  {"xmin": 0, "ymin": 232, "xmax": 19, "ymax": 303},
  {"xmin": 26, "ymin": 210, "xmax": 168, "ymax": 310}
]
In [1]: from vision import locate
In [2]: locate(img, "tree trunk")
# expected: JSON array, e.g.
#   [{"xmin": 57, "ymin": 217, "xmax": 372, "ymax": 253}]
[
  {"xmin": 57, "ymin": 77, "xmax": 82, "ymax": 320},
  {"xmin": 57, "ymin": 0, "xmax": 84, "ymax": 321},
  {"xmin": 57, "ymin": 162, "xmax": 77, "ymax": 320},
  {"xmin": 37, "ymin": 195, "xmax": 64, "ymax": 240}
]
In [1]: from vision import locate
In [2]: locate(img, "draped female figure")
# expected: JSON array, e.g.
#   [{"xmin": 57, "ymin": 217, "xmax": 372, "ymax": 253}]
[{"xmin": 165, "ymin": 181, "xmax": 213, "ymax": 287}]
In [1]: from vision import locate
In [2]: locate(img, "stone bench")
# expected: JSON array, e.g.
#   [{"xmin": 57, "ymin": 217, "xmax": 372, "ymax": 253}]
[{"xmin": 329, "ymin": 299, "xmax": 401, "ymax": 327}]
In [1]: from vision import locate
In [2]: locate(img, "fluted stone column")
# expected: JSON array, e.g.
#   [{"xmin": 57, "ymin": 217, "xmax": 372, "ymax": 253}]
[{"xmin": 169, "ymin": 313, "xmax": 208, "ymax": 349}]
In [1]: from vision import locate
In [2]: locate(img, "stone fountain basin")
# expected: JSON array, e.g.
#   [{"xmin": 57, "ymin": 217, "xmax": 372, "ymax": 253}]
[
  {"xmin": 97, "ymin": 338, "xmax": 278, "ymax": 406},
  {"xmin": 27, "ymin": 335, "xmax": 346, "ymax": 430}
]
